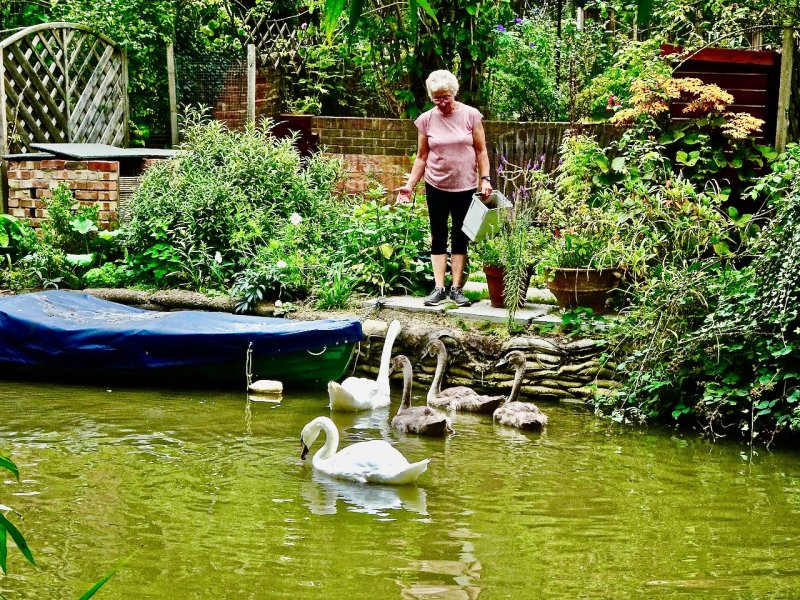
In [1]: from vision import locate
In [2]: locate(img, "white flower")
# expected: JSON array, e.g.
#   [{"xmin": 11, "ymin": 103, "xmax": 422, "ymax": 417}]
[
  {"xmin": 214, "ymin": 251, "xmax": 222, "ymax": 264},
  {"xmin": 276, "ymin": 260, "xmax": 288, "ymax": 269},
  {"xmin": 289, "ymin": 213, "xmax": 303, "ymax": 226},
  {"xmin": 275, "ymin": 300, "xmax": 283, "ymax": 307}
]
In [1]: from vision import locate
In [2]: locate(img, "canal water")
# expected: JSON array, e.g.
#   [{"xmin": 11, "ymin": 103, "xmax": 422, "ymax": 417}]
[{"xmin": 1, "ymin": 380, "xmax": 799, "ymax": 599}]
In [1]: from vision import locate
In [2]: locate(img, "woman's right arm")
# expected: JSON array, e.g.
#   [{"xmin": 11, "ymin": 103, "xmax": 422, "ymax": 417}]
[{"xmin": 395, "ymin": 131, "xmax": 428, "ymax": 204}]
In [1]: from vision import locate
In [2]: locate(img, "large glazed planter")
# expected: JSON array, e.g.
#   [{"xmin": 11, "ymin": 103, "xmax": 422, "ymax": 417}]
[
  {"xmin": 483, "ymin": 265, "xmax": 533, "ymax": 309},
  {"xmin": 547, "ymin": 267, "xmax": 624, "ymax": 314}
]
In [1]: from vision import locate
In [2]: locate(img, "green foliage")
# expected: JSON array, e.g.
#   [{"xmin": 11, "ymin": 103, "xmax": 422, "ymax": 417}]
[
  {"xmin": 123, "ymin": 117, "xmax": 345, "ymax": 292},
  {"xmin": 486, "ymin": 13, "xmax": 562, "ymax": 121},
  {"xmin": 331, "ymin": 193, "xmax": 432, "ymax": 296},
  {"xmin": 600, "ymin": 144, "xmax": 800, "ymax": 443},
  {"xmin": 83, "ymin": 262, "xmax": 134, "ymax": 288},
  {"xmin": 577, "ymin": 39, "xmax": 670, "ymax": 122},
  {"xmin": 0, "ymin": 455, "xmax": 36, "ymax": 574},
  {"xmin": 313, "ymin": 266, "xmax": 355, "ymax": 309}
]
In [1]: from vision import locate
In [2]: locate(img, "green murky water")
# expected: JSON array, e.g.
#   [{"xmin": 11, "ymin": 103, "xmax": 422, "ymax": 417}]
[{"xmin": 1, "ymin": 380, "xmax": 800, "ymax": 599}]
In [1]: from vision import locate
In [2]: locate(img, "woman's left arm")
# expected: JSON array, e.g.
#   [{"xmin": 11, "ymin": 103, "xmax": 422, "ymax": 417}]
[{"xmin": 473, "ymin": 121, "xmax": 493, "ymax": 198}]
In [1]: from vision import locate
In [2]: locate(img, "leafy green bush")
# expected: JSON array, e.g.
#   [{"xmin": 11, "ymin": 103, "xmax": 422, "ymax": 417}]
[
  {"xmin": 600, "ymin": 144, "xmax": 800, "ymax": 444},
  {"xmin": 123, "ymin": 117, "xmax": 345, "ymax": 293}
]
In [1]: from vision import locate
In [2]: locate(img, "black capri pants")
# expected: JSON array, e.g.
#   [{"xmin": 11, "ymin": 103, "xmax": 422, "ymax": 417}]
[{"xmin": 425, "ymin": 183, "xmax": 475, "ymax": 255}]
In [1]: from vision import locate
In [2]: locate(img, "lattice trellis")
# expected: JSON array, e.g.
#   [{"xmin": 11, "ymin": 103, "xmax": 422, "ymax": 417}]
[
  {"xmin": 0, "ymin": 22, "xmax": 128, "ymax": 154},
  {"xmin": 242, "ymin": 11, "xmax": 311, "ymax": 74}
]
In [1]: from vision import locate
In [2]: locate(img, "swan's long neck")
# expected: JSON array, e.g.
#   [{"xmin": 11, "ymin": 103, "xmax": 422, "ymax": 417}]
[
  {"xmin": 376, "ymin": 321, "xmax": 401, "ymax": 390},
  {"xmin": 400, "ymin": 359, "xmax": 414, "ymax": 409},
  {"xmin": 313, "ymin": 419, "xmax": 339, "ymax": 462},
  {"xmin": 507, "ymin": 361, "xmax": 526, "ymax": 404},
  {"xmin": 428, "ymin": 346, "xmax": 446, "ymax": 400}
]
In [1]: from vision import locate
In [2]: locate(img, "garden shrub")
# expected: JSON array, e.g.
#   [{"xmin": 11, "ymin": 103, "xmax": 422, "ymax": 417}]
[{"xmin": 600, "ymin": 144, "xmax": 800, "ymax": 444}]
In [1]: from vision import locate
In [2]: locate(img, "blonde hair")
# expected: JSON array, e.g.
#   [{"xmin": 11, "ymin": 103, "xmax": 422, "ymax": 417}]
[{"xmin": 425, "ymin": 70, "xmax": 459, "ymax": 99}]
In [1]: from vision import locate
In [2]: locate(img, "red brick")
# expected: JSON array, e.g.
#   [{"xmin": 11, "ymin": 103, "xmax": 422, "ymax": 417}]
[
  {"xmin": 97, "ymin": 191, "xmax": 118, "ymax": 201},
  {"xmin": 88, "ymin": 161, "xmax": 119, "ymax": 172},
  {"xmin": 35, "ymin": 189, "xmax": 53, "ymax": 199},
  {"xmin": 40, "ymin": 159, "xmax": 65, "ymax": 169},
  {"xmin": 64, "ymin": 161, "xmax": 89, "ymax": 170},
  {"xmin": 9, "ymin": 189, "xmax": 31, "ymax": 199},
  {"xmin": 75, "ymin": 190, "xmax": 98, "ymax": 200},
  {"xmin": 6, "ymin": 198, "xmax": 19, "ymax": 208}
]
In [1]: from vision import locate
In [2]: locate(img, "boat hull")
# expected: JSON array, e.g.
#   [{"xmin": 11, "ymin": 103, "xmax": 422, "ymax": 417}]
[{"xmin": 0, "ymin": 291, "xmax": 362, "ymax": 388}]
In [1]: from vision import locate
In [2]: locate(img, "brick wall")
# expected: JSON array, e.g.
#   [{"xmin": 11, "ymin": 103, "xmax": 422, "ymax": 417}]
[
  {"xmin": 312, "ymin": 116, "xmax": 582, "ymax": 195},
  {"xmin": 6, "ymin": 159, "xmax": 120, "ymax": 229}
]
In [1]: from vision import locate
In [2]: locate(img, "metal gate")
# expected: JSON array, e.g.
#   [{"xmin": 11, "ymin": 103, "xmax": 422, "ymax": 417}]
[{"xmin": 0, "ymin": 22, "xmax": 129, "ymax": 155}]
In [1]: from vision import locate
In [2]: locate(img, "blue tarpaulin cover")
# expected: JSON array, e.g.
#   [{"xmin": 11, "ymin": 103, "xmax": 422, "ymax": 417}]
[{"xmin": 0, "ymin": 291, "xmax": 363, "ymax": 374}]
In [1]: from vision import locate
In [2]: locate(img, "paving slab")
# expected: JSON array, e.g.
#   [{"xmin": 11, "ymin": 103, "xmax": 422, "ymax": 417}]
[
  {"xmin": 462, "ymin": 281, "xmax": 557, "ymax": 304},
  {"xmin": 361, "ymin": 296, "xmax": 450, "ymax": 313},
  {"xmin": 447, "ymin": 299, "xmax": 559, "ymax": 325}
]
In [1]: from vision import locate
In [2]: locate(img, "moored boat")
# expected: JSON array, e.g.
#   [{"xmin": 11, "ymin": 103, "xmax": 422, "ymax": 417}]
[{"xmin": 0, "ymin": 291, "xmax": 362, "ymax": 388}]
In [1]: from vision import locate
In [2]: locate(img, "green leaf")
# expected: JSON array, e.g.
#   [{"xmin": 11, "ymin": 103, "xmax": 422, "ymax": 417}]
[
  {"xmin": 0, "ymin": 513, "xmax": 35, "ymax": 571},
  {"xmin": 611, "ymin": 157, "xmax": 626, "ymax": 172},
  {"xmin": 78, "ymin": 568, "xmax": 118, "ymax": 600},
  {"xmin": 0, "ymin": 456, "xmax": 18, "ymax": 481},
  {"xmin": 345, "ymin": 0, "xmax": 365, "ymax": 34},
  {"xmin": 0, "ymin": 230, "xmax": 8, "ymax": 247},
  {"xmin": 414, "ymin": 0, "xmax": 438, "ymax": 23},
  {"xmin": 323, "ymin": 0, "xmax": 347, "ymax": 38},
  {"xmin": 0, "ymin": 527, "xmax": 6, "ymax": 575},
  {"xmin": 636, "ymin": 0, "xmax": 654, "ymax": 27},
  {"xmin": 66, "ymin": 253, "xmax": 95, "ymax": 267},
  {"xmin": 69, "ymin": 217, "xmax": 98, "ymax": 235},
  {"xmin": 379, "ymin": 243, "xmax": 394, "ymax": 259}
]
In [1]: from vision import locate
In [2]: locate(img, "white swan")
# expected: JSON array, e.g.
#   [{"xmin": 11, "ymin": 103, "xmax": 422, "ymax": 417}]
[
  {"xmin": 300, "ymin": 416, "xmax": 429, "ymax": 485},
  {"xmin": 328, "ymin": 320, "xmax": 402, "ymax": 411},
  {"xmin": 493, "ymin": 351, "xmax": 548, "ymax": 431},
  {"xmin": 424, "ymin": 339, "xmax": 505, "ymax": 414}
]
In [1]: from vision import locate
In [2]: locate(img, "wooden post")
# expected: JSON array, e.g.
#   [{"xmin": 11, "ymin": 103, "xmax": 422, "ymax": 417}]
[
  {"xmin": 775, "ymin": 25, "xmax": 795, "ymax": 152},
  {"xmin": 121, "ymin": 47, "xmax": 130, "ymax": 148},
  {"xmin": 0, "ymin": 50, "xmax": 8, "ymax": 213},
  {"xmin": 167, "ymin": 42, "xmax": 179, "ymax": 147},
  {"xmin": 247, "ymin": 44, "xmax": 256, "ymax": 126}
]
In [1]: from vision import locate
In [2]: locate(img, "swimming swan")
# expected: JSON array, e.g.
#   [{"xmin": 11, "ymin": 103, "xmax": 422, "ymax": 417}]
[
  {"xmin": 300, "ymin": 416, "xmax": 429, "ymax": 485},
  {"xmin": 328, "ymin": 320, "xmax": 402, "ymax": 411},
  {"xmin": 493, "ymin": 351, "xmax": 548, "ymax": 431},
  {"xmin": 424, "ymin": 339, "xmax": 505, "ymax": 414},
  {"xmin": 390, "ymin": 355, "xmax": 452, "ymax": 437}
]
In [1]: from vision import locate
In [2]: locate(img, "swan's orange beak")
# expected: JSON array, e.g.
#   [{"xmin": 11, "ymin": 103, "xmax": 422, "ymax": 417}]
[{"xmin": 300, "ymin": 439, "xmax": 309, "ymax": 460}]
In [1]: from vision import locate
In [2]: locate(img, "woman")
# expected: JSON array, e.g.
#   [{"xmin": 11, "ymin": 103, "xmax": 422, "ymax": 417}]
[{"xmin": 395, "ymin": 69, "xmax": 493, "ymax": 307}]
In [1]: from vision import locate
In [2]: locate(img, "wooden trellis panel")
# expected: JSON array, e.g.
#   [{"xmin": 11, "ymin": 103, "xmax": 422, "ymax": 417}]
[
  {"xmin": 242, "ymin": 11, "xmax": 310, "ymax": 74},
  {"xmin": 0, "ymin": 22, "xmax": 128, "ymax": 154},
  {"xmin": 491, "ymin": 122, "xmax": 619, "ymax": 196}
]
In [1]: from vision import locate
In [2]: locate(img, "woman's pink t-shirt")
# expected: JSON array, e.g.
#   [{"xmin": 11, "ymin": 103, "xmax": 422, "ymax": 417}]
[{"xmin": 414, "ymin": 104, "xmax": 483, "ymax": 192}]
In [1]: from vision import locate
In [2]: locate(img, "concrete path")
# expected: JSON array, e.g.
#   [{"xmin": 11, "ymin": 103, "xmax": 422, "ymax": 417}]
[{"xmin": 361, "ymin": 284, "xmax": 563, "ymax": 327}]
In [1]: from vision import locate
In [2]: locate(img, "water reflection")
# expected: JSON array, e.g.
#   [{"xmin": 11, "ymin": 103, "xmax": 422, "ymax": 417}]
[
  {"xmin": 330, "ymin": 407, "xmax": 392, "ymax": 442},
  {"xmin": 301, "ymin": 471, "xmax": 428, "ymax": 517},
  {"xmin": 399, "ymin": 529, "xmax": 483, "ymax": 599}
]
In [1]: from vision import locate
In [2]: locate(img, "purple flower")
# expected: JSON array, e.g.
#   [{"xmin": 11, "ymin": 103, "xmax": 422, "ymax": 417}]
[
  {"xmin": 529, "ymin": 42, "xmax": 535, "ymax": 48},
  {"xmin": 515, "ymin": 17, "xmax": 523, "ymax": 24},
  {"xmin": 497, "ymin": 164, "xmax": 504, "ymax": 173},
  {"xmin": 496, "ymin": 24, "xmax": 506, "ymax": 32},
  {"xmin": 525, "ymin": 160, "xmax": 532, "ymax": 170},
  {"xmin": 500, "ymin": 155, "xmax": 507, "ymax": 164},
  {"xmin": 300, "ymin": 22, "xmax": 308, "ymax": 30}
]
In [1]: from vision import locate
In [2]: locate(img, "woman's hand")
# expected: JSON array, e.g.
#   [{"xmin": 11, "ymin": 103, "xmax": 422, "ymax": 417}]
[
  {"xmin": 395, "ymin": 184, "xmax": 414, "ymax": 204},
  {"xmin": 480, "ymin": 178, "xmax": 493, "ymax": 199}
]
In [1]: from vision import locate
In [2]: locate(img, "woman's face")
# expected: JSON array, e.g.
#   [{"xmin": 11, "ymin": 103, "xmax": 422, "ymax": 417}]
[{"xmin": 431, "ymin": 89, "xmax": 455, "ymax": 115}]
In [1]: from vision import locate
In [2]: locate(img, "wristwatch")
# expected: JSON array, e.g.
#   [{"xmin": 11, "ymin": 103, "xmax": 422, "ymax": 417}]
[{"xmin": 480, "ymin": 176, "xmax": 491, "ymax": 182}]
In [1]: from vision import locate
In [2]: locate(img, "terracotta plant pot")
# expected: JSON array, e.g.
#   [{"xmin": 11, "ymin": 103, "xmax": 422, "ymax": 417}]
[
  {"xmin": 483, "ymin": 265, "xmax": 533, "ymax": 309},
  {"xmin": 547, "ymin": 267, "xmax": 624, "ymax": 314}
]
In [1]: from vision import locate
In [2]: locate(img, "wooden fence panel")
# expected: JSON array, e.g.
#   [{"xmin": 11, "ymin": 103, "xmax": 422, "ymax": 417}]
[
  {"xmin": 0, "ymin": 23, "xmax": 128, "ymax": 154},
  {"xmin": 490, "ymin": 122, "xmax": 619, "ymax": 196}
]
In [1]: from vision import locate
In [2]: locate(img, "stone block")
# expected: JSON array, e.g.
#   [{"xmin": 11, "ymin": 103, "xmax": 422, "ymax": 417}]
[
  {"xmin": 75, "ymin": 190, "xmax": 98, "ymax": 200},
  {"xmin": 40, "ymin": 159, "xmax": 66, "ymax": 169},
  {"xmin": 88, "ymin": 161, "xmax": 119, "ymax": 172}
]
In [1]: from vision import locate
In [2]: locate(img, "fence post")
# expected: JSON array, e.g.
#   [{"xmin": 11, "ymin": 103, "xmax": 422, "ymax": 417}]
[
  {"xmin": 167, "ymin": 42, "xmax": 179, "ymax": 147},
  {"xmin": 121, "ymin": 47, "xmax": 130, "ymax": 148},
  {"xmin": 247, "ymin": 44, "xmax": 256, "ymax": 126},
  {"xmin": 775, "ymin": 25, "xmax": 795, "ymax": 152},
  {"xmin": 0, "ymin": 50, "xmax": 7, "ymax": 213}
]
